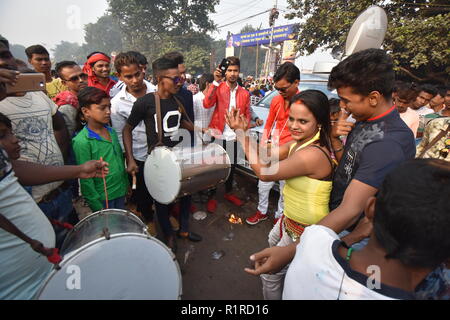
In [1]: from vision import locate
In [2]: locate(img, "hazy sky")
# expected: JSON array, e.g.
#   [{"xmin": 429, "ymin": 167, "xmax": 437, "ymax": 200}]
[{"xmin": 0, "ymin": 0, "xmax": 332, "ymax": 69}]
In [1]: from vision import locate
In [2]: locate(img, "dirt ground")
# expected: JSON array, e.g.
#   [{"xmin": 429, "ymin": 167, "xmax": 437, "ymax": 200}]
[
  {"xmin": 171, "ymin": 173, "xmax": 279, "ymax": 300},
  {"xmin": 73, "ymin": 172, "xmax": 280, "ymax": 300}
]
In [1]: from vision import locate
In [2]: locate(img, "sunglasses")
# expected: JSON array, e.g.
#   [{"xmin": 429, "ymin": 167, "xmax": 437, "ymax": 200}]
[
  {"xmin": 160, "ymin": 75, "xmax": 182, "ymax": 85},
  {"xmin": 66, "ymin": 73, "xmax": 88, "ymax": 82},
  {"xmin": 275, "ymin": 82, "xmax": 295, "ymax": 93}
]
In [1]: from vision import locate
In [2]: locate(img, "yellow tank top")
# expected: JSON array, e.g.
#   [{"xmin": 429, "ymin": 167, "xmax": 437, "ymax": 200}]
[{"xmin": 283, "ymin": 132, "xmax": 332, "ymax": 225}]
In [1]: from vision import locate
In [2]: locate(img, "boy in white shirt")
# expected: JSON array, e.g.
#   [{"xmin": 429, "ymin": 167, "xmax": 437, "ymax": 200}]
[{"xmin": 283, "ymin": 159, "xmax": 449, "ymax": 300}]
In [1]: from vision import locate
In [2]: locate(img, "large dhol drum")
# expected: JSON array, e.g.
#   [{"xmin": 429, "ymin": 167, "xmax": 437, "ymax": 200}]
[
  {"xmin": 145, "ymin": 144, "xmax": 231, "ymax": 204},
  {"xmin": 35, "ymin": 209, "xmax": 182, "ymax": 300}
]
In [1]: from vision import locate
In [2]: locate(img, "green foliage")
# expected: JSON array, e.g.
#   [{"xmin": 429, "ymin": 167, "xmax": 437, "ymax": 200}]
[
  {"xmin": 107, "ymin": 0, "xmax": 219, "ymax": 74},
  {"xmin": 286, "ymin": 0, "xmax": 450, "ymax": 81},
  {"xmin": 84, "ymin": 14, "xmax": 124, "ymax": 55},
  {"xmin": 52, "ymin": 41, "xmax": 87, "ymax": 64},
  {"xmin": 9, "ymin": 44, "xmax": 28, "ymax": 63}
]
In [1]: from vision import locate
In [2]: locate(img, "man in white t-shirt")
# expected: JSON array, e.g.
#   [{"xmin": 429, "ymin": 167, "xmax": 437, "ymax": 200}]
[
  {"xmin": 283, "ymin": 159, "xmax": 449, "ymax": 300},
  {"xmin": 0, "ymin": 118, "xmax": 108, "ymax": 299},
  {"xmin": 193, "ymin": 73, "xmax": 215, "ymax": 145}
]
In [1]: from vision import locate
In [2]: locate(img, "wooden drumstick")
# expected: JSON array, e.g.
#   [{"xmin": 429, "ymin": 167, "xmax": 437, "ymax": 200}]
[{"xmin": 132, "ymin": 173, "xmax": 137, "ymax": 190}]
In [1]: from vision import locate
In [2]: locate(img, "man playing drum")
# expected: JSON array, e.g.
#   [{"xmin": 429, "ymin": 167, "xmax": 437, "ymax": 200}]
[{"xmin": 123, "ymin": 57, "xmax": 202, "ymax": 253}]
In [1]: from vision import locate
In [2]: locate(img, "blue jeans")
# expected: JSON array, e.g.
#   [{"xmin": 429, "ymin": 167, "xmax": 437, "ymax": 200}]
[
  {"xmin": 102, "ymin": 196, "xmax": 126, "ymax": 210},
  {"xmin": 38, "ymin": 187, "xmax": 75, "ymax": 248}
]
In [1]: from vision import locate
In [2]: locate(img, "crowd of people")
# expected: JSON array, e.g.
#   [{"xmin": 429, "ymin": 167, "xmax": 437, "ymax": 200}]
[{"xmin": 0, "ymin": 32, "xmax": 448, "ymax": 300}]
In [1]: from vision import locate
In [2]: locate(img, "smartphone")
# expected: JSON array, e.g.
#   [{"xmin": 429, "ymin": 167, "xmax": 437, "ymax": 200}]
[
  {"xmin": 5, "ymin": 73, "xmax": 46, "ymax": 94},
  {"xmin": 218, "ymin": 58, "xmax": 230, "ymax": 77}
]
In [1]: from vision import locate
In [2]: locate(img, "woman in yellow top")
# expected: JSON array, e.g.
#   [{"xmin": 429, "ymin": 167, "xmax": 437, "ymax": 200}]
[{"xmin": 226, "ymin": 90, "xmax": 335, "ymax": 300}]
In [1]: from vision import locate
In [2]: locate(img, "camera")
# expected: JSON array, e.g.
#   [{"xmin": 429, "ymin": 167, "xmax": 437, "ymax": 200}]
[{"xmin": 218, "ymin": 58, "xmax": 230, "ymax": 77}]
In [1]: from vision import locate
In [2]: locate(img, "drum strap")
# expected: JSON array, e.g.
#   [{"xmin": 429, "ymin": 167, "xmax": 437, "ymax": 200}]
[
  {"xmin": 173, "ymin": 95, "xmax": 194, "ymax": 127},
  {"xmin": 151, "ymin": 93, "xmax": 196, "ymax": 154},
  {"xmin": 152, "ymin": 93, "xmax": 165, "ymax": 154}
]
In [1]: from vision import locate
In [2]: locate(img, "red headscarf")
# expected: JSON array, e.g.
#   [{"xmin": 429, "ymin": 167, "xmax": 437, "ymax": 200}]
[
  {"xmin": 82, "ymin": 53, "xmax": 111, "ymax": 84},
  {"xmin": 53, "ymin": 91, "xmax": 79, "ymax": 108}
]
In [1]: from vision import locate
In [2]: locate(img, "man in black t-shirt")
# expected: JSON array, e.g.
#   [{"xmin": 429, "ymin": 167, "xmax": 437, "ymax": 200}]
[{"xmin": 123, "ymin": 57, "xmax": 202, "ymax": 252}]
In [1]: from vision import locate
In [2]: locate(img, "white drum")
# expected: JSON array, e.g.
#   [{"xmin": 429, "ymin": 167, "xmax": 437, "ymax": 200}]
[
  {"xmin": 144, "ymin": 144, "xmax": 231, "ymax": 204},
  {"xmin": 35, "ymin": 209, "xmax": 182, "ymax": 300}
]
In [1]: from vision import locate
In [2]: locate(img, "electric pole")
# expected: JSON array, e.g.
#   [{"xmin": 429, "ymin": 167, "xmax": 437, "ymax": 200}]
[{"xmin": 264, "ymin": 0, "xmax": 279, "ymax": 80}]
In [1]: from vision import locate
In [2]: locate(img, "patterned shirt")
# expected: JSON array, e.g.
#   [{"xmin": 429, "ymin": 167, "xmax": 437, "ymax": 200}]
[
  {"xmin": 0, "ymin": 92, "xmax": 64, "ymax": 202},
  {"xmin": 416, "ymin": 117, "xmax": 450, "ymax": 161}
]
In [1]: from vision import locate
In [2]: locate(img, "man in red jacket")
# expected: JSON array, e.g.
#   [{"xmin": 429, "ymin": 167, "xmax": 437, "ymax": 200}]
[
  {"xmin": 203, "ymin": 56, "xmax": 250, "ymax": 212},
  {"xmin": 246, "ymin": 62, "xmax": 300, "ymax": 225}
]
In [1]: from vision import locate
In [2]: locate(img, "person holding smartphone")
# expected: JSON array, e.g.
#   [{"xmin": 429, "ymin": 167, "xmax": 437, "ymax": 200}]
[{"xmin": 202, "ymin": 56, "xmax": 251, "ymax": 213}]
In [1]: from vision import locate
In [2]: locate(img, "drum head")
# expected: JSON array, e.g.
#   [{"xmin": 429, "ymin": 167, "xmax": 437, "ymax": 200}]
[
  {"xmin": 144, "ymin": 147, "xmax": 181, "ymax": 204},
  {"xmin": 36, "ymin": 234, "xmax": 182, "ymax": 300}
]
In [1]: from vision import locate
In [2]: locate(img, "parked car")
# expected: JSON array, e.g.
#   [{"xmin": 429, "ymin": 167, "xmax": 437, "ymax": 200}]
[{"xmin": 237, "ymin": 73, "xmax": 337, "ymax": 179}]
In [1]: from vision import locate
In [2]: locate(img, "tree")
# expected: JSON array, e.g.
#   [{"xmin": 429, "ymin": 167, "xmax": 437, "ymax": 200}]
[
  {"xmin": 285, "ymin": 0, "xmax": 450, "ymax": 82},
  {"xmin": 107, "ymin": 0, "xmax": 219, "ymax": 74},
  {"xmin": 84, "ymin": 14, "xmax": 124, "ymax": 56},
  {"xmin": 52, "ymin": 41, "xmax": 87, "ymax": 64},
  {"xmin": 10, "ymin": 44, "xmax": 28, "ymax": 63}
]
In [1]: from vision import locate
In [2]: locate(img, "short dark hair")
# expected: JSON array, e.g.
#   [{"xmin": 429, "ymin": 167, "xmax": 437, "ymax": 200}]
[
  {"xmin": 419, "ymin": 83, "xmax": 437, "ymax": 97},
  {"xmin": 226, "ymin": 56, "xmax": 240, "ymax": 69},
  {"xmin": 55, "ymin": 61, "xmax": 78, "ymax": 79},
  {"xmin": 395, "ymin": 82, "xmax": 418, "ymax": 102},
  {"xmin": 198, "ymin": 73, "xmax": 214, "ymax": 91},
  {"xmin": 328, "ymin": 98, "xmax": 341, "ymax": 114},
  {"xmin": 328, "ymin": 48, "xmax": 394, "ymax": 98},
  {"xmin": 127, "ymin": 51, "xmax": 148, "ymax": 66},
  {"xmin": 25, "ymin": 45, "xmax": 49, "ymax": 59},
  {"xmin": 163, "ymin": 51, "xmax": 184, "ymax": 65},
  {"xmin": 374, "ymin": 159, "xmax": 450, "ymax": 269},
  {"xmin": 0, "ymin": 36, "xmax": 9, "ymax": 49},
  {"xmin": 273, "ymin": 62, "xmax": 300, "ymax": 83},
  {"xmin": 0, "ymin": 112, "xmax": 12, "ymax": 129},
  {"xmin": 435, "ymin": 86, "xmax": 447, "ymax": 98},
  {"xmin": 291, "ymin": 90, "xmax": 332, "ymax": 152},
  {"xmin": 114, "ymin": 52, "xmax": 140, "ymax": 74},
  {"xmin": 152, "ymin": 57, "xmax": 179, "ymax": 78},
  {"xmin": 78, "ymin": 87, "xmax": 109, "ymax": 109}
]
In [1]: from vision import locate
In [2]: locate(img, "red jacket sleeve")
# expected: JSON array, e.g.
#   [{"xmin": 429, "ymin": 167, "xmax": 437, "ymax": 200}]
[
  {"xmin": 203, "ymin": 83, "xmax": 219, "ymax": 109},
  {"xmin": 262, "ymin": 98, "xmax": 278, "ymax": 141}
]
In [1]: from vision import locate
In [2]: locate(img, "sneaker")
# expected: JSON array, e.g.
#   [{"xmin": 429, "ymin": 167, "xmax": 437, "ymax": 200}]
[
  {"xmin": 146, "ymin": 221, "xmax": 157, "ymax": 237},
  {"xmin": 207, "ymin": 199, "xmax": 217, "ymax": 213},
  {"xmin": 224, "ymin": 193, "xmax": 243, "ymax": 206},
  {"xmin": 246, "ymin": 210, "xmax": 268, "ymax": 225}
]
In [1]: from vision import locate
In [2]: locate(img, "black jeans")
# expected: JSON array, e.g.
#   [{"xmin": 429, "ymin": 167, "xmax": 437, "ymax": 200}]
[
  {"xmin": 134, "ymin": 159, "xmax": 155, "ymax": 223},
  {"xmin": 209, "ymin": 139, "xmax": 238, "ymax": 196}
]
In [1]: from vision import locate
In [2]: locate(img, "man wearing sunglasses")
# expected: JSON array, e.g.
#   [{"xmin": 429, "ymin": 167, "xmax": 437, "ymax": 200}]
[
  {"xmin": 123, "ymin": 57, "xmax": 201, "ymax": 252},
  {"xmin": 246, "ymin": 62, "xmax": 300, "ymax": 226},
  {"xmin": 54, "ymin": 61, "xmax": 88, "ymax": 137}
]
